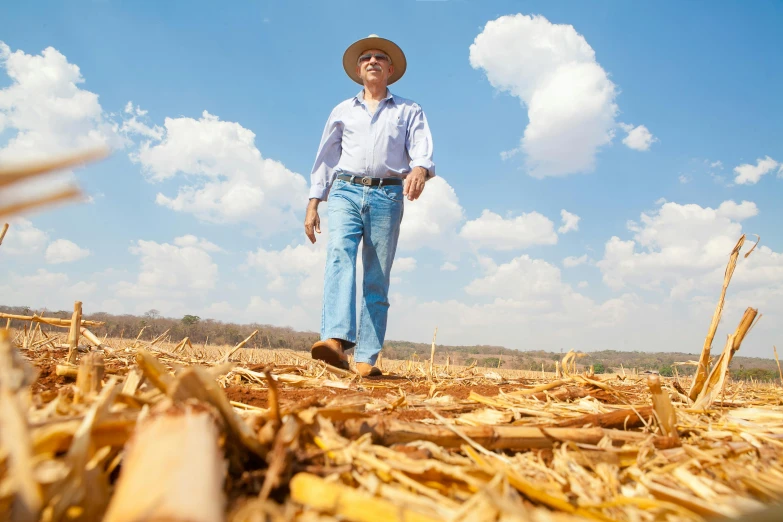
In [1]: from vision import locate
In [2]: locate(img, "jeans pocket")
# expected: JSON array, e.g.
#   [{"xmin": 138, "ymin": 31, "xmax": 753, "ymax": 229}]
[{"xmin": 379, "ymin": 184, "xmax": 403, "ymax": 202}]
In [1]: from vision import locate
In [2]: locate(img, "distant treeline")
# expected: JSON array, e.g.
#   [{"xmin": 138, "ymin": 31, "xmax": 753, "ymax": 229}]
[
  {"xmin": 2, "ymin": 305, "xmax": 780, "ymax": 381},
  {"xmin": 1, "ymin": 305, "xmax": 320, "ymax": 352}
]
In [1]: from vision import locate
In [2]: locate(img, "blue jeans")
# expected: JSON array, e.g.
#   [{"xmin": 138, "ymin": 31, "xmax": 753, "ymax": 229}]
[{"xmin": 321, "ymin": 178, "xmax": 404, "ymax": 365}]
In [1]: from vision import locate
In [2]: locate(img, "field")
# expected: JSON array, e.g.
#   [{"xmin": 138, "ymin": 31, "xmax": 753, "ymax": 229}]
[
  {"xmin": 2, "ymin": 157, "xmax": 783, "ymax": 521},
  {"xmin": 2, "ymin": 308, "xmax": 783, "ymax": 522}
]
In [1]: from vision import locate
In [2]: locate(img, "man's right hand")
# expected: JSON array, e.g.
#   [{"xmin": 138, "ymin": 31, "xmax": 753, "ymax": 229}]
[{"xmin": 304, "ymin": 199, "xmax": 321, "ymax": 244}]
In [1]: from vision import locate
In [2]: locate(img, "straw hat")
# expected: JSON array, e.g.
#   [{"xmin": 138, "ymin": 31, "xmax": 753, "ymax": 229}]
[{"xmin": 342, "ymin": 34, "xmax": 407, "ymax": 86}]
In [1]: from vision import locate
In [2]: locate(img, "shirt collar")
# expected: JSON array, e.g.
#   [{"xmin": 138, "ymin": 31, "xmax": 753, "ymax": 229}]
[{"xmin": 354, "ymin": 88, "xmax": 395, "ymax": 105}]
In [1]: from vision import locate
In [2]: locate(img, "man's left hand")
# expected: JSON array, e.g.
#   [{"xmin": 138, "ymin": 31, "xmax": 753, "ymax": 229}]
[{"xmin": 403, "ymin": 167, "xmax": 428, "ymax": 201}]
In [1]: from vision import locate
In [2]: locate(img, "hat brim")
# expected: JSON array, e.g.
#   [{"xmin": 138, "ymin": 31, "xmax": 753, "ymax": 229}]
[{"xmin": 343, "ymin": 36, "xmax": 406, "ymax": 86}]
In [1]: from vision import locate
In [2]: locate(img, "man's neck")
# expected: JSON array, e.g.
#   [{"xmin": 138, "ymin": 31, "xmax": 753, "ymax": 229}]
[{"xmin": 363, "ymin": 83, "xmax": 388, "ymax": 102}]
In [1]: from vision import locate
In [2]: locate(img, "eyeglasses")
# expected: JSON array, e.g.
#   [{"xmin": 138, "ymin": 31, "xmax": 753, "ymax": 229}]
[{"xmin": 358, "ymin": 53, "xmax": 391, "ymax": 64}]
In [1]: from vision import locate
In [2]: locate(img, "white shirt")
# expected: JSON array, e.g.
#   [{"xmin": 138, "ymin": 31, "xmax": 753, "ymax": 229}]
[{"xmin": 309, "ymin": 89, "xmax": 436, "ymax": 201}]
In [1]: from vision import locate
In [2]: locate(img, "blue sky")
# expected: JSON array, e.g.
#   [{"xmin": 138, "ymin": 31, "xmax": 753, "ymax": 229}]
[{"xmin": 1, "ymin": 1, "xmax": 781, "ymax": 357}]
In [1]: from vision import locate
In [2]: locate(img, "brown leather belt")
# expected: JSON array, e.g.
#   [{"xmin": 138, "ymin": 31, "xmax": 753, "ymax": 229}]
[{"xmin": 336, "ymin": 174, "xmax": 403, "ymax": 187}]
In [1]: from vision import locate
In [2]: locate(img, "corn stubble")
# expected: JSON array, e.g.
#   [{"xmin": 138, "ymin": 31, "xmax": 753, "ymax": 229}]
[{"xmin": 1, "ymin": 152, "xmax": 782, "ymax": 521}]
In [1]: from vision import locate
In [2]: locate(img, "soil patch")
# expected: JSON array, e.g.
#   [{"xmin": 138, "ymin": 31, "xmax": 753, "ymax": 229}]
[
  {"xmin": 27, "ymin": 350, "xmax": 71, "ymax": 400},
  {"xmin": 223, "ymin": 380, "xmax": 533, "ymax": 420},
  {"xmin": 224, "ymin": 385, "xmax": 340, "ymax": 409}
]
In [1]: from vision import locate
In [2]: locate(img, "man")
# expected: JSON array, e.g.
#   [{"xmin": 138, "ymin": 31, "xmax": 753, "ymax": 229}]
[{"xmin": 304, "ymin": 35, "xmax": 435, "ymax": 377}]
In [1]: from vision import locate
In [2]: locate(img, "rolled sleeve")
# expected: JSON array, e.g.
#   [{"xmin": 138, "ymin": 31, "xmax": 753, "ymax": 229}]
[
  {"xmin": 406, "ymin": 104, "xmax": 436, "ymax": 178},
  {"xmin": 309, "ymin": 107, "xmax": 343, "ymax": 201}
]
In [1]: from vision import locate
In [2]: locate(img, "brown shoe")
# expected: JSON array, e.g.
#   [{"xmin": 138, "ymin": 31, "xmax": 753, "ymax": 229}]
[
  {"xmin": 355, "ymin": 362, "xmax": 382, "ymax": 377},
  {"xmin": 311, "ymin": 338, "xmax": 350, "ymax": 370}
]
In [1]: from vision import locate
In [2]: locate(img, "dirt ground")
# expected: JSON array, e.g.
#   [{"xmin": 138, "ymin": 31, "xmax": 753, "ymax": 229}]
[
  {"xmin": 25, "ymin": 346, "xmax": 634, "ymax": 426},
  {"xmin": 224, "ymin": 379, "xmax": 532, "ymax": 422},
  {"xmin": 26, "ymin": 346, "xmax": 626, "ymax": 425}
]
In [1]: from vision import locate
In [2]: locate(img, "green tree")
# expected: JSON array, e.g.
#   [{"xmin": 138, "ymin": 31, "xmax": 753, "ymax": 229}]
[
  {"xmin": 593, "ymin": 362, "xmax": 606, "ymax": 374},
  {"xmin": 481, "ymin": 357, "xmax": 502, "ymax": 368},
  {"xmin": 734, "ymin": 368, "xmax": 776, "ymax": 381},
  {"xmin": 659, "ymin": 365, "xmax": 673, "ymax": 377},
  {"xmin": 181, "ymin": 315, "xmax": 201, "ymax": 326}
]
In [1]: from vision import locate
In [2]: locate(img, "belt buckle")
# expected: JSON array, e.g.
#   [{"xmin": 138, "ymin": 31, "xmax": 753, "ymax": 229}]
[{"xmin": 360, "ymin": 176, "xmax": 372, "ymax": 186}]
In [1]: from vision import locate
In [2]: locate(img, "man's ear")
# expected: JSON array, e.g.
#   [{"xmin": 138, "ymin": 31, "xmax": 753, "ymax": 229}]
[
  {"xmin": 388, "ymin": 64, "xmax": 394, "ymax": 77},
  {"xmin": 356, "ymin": 64, "xmax": 362, "ymax": 79}
]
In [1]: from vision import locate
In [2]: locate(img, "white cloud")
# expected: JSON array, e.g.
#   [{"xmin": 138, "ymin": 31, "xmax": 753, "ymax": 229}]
[
  {"xmin": 459, "ymin": 209, "xmax": 557, "ymax": 250},
  {"xmin": 244, "ymin": 296, "xmax": 310, "ymax": 330},
  {"xmin": 173, "ymin": 234, "xmax": 223, "ymax": 252},
  {"xmin": 393, "ymin": 257, "xmax": 417, "ymax": 273},
  {"xmin": 619, "ymin": 123, "xmax": 657, "ymax": 151},
  {"xmin": 710, "ymin": 161, "xmax": 723, "ymax": 169},
  {"xmin": 16, "ymin": 268, "xmax": 69, "ymax": 287},
  {"xmin": 716, "ymin": 200, "xmax": 759, "ymax": 221},
  {"xmin": 383, "ymin": 200, "xmax": 783, "ymax": 357},
  {"xmin": 678, "ymin": 174, "xmax": 690, "ymax": 184},
  {"xmin": 0, "ymin": 219, "xmax": 48, "ymax": 255},
  {"xmin": 558, "ymin": 209, "xmax": 580, "ymax": 234},
  {"xmin": 597, "ymin": 199, "xmax": 760, "ymax": 292},
  {"xmin": 440, "ymin": 261, "xmax": 458, "ymax": 271},
  {"xmin": 0, "ymin": 41, "xmax": 125, "ymax": 203},
  {"xmin": 128, "ymin": 111, "xmax": 308, "ymax": 228},
  {"xmin": 0, "ymin": 267, "xmax": 101, "ymax": 310},
  {"xmin": 469, "ymin": 14, "xmax": 623, "ymax": 178},
  {"xmin": 246, "ymin": 242, "xmax": 326, "ymax": 300},
  {"xmin": 67, "ymin": 280, "xmax": 97, "ymax": 296},
  {"xmin": 563, "ymin": 254, "xmax": 588, "ymax": 268},
  {"xmin": 500, "ymin": 148, "xmax": 520, "ymax": 161},
  {"xmin": 201, "ymin": 296, "xmax": 311, "ymax": 332},
  {"xmin": 400, "ymin": 177, "xmax": 465, "ymax": 251},
  {"xmin": 0, "ymin": 41, "xmax": 124, "ymax": 161},
  {"xmin": 465, "ymin": 255, "xmax": 565, "ymax": 298},
  {"xmin": 114, "ymin": 237, "xmax": 219, "ymax": 298},
  {"xmin": 733, "ymin": 156, "xmax": 779, "ymax": 185},
  {"xmin": 85, "ymin": 191, "xmax": 105, "ymax": 204},
  {"xmin": 45, "ymin": 239, "xmax": 91, "ymax": 264},
  {"xmin": 386, "ymin": 255, "xmax": 641, "ymax": 350},
  {"xmin": 120, "ymin": 102, "xmax": 163, "ymax": 140}
]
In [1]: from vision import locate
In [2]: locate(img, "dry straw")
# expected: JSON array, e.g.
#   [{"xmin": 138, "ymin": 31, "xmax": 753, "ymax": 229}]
[{"xmin": 1, "ymin": 151, "xmax": 781, "ymax": 521}]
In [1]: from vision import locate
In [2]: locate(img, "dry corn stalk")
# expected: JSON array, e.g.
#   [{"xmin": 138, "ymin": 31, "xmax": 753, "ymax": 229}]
[
  {"xmin": 342, "ymin": 416, "xmax": 673, "ymax": 450},
  {"xmin": 428, "ymin": 326, "xmax": 438, "ymax": 380},
  {"xmin": 75, "ymin": 352, "xmax": 105, "ymax": 401},
  {"xmin": 555, "ymin": 405, "xmax": 653, "ymax": 429},
  {"xmin": 221, "ymin": 329, "xmax": 259, "ymax": 362},
  {"xmin": 647, "ymin": 374, "xmax": 679, "ymax": 441},
  {"xmin": 0, "ymin": 147, "xmax": 108, "ymax": 218},
  {"xmin": 0, "ymin": 223, "xmax": 8, "ymax": 246},
  {"xmin": 80, "ymin": 327, "xmax": 112, "ymax": 352},
  {"xmin": 0, "ymin": 330, "xmax": 42, "ymax": 521},
  {"xmin": 67, "ymin": 301, "xmax": 83, "ymax": 364},
  {"xmin": 290, "ymin": 472, "xmax": 441, "ymax": 522},
  {"xmin": 693, "ymin": 307, "xmax": 758, "ymax": 409},
  {"xmin": 104, "ymin": 406, "xmax": 226, "ymax": 522},
  {"xmin": 689, "ymin": 235, "xmax": 746, "ymax": 400},
  {"xmin": 0, "ymin": 312, "xmax": 104, "ymax": 328}
]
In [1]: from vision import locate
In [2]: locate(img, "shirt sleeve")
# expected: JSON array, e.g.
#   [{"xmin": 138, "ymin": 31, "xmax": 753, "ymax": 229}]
[
  {"xmin": 309, "ymin": 106, "xmax": 343, "ymax": 200},
  {"xmin": 406, "ymin": 104, "xmax": 436, "ymax": 178}
]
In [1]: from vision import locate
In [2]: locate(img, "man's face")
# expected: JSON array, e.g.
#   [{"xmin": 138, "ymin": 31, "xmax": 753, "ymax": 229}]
[{"xmin": 356, "ymin": 48, "xmax": 394, "ymax": 85}]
